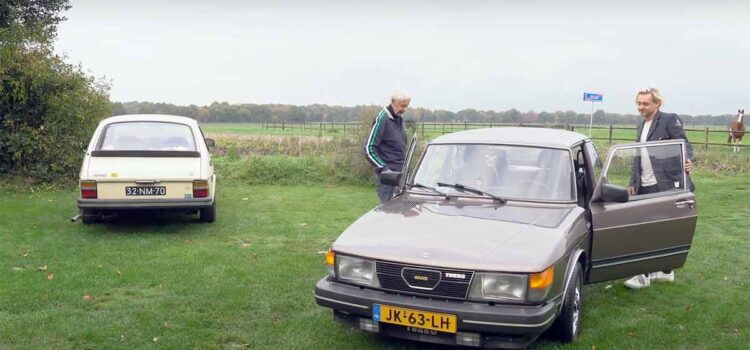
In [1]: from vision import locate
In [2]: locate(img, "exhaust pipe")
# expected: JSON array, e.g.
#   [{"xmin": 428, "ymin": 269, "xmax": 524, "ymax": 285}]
[{"xmin": 71, "ymin": 213, "xmax": 81, "ymax": 222}]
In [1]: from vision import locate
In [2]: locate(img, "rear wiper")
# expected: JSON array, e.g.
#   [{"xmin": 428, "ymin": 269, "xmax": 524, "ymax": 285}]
[
  {"xmin": 406, "ymin": 183, "xmax": 449, "ymax": 199},
  {"xmin": 436, "ymin": 182, "xmax": 507, "ymax": 204}
]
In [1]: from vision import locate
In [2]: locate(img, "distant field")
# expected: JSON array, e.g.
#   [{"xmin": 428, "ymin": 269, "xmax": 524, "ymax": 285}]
[{"xmin": 201, "ymin": 122, "xmax": 744, "ymax": 150}]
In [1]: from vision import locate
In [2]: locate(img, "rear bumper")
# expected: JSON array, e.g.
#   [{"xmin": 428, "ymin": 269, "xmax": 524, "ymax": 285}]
[
  {"xmin": 314, "ymin": 277, "xmax": 560, "ymax": 349},
  {"xmin": 77, "ymin": 197, "xmax": 213, "ymax": 210}
]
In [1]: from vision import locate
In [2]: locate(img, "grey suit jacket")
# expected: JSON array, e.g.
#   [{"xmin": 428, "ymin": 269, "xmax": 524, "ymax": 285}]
[{"xmin": 630, "ymin": 111, "xmax": 695, "ymax": 192}]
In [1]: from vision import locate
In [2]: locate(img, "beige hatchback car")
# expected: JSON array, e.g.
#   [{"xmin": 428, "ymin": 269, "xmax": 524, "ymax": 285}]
[
  {"xmin": 315, "ymin": 127, "xmax": 697, "ymax": 348},
  {"xmin": 77, "ymin": 115, "xmax": 216, "ymax": 224}
]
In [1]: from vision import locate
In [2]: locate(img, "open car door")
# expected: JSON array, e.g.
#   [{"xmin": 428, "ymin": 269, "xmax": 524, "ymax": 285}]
[{"xmin": 588, "ymin": 140, "xmax": 697, "ymax": 282}]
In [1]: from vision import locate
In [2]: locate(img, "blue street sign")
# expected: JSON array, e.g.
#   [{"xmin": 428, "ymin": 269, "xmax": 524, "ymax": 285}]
[{"xmin": 583, "ymin": 92, "xmax": 603, "ymax": 102}]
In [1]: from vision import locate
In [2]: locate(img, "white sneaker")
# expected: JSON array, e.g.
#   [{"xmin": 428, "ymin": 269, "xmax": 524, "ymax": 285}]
[
  {"xmin": 624, "ymin": 274, "xmax": 651, "ymax": 289},
  {"xmin": 649, "ymin": 271, "xmax": 675, "ymax": 283}
]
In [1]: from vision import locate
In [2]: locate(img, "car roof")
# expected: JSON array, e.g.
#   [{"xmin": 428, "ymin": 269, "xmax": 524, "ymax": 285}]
[
  {"xmin": 100, "ymin": 114, "xmax": 199, "ymax": 126},
  {"xmin": 429, "ymin": 127, "xmax": 589, "ymax": 149}
]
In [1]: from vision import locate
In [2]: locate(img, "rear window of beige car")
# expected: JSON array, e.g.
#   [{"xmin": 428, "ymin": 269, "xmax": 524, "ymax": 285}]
[{"xmin": 97, "ymin": 122, "xmax": 196, "ymax": 151}]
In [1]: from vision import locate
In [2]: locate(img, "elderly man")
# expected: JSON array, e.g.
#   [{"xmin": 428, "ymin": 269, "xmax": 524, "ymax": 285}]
[
  {"xmin": 364, "ymin": 91, "xmax": 410, "ymax": 202},
  {"xmin": 624, "ymin": 87, "xmax": 695, "ymax": 289}
]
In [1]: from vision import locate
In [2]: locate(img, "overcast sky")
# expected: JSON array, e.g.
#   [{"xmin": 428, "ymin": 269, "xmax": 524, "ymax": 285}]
[{"xmin": 54, "ymin": 0, "xmax": 750, "ymax": 115}]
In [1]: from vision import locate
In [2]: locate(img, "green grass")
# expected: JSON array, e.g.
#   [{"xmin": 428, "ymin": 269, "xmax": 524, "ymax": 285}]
[
  {"xmin": 1, "ymin": 176, "xmax": 749, "ymax": 349},
  {"xmin": 202, "ymin": 122, "xmax": 746, "ymax": 155}
]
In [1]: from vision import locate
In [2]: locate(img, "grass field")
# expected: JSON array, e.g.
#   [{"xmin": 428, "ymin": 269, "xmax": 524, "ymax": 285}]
[
  {"xmin": 201, "ymin": 122, "xmax": 746, "ymax": 152},
  {"xmin": 1, "ymin": 175, "xmax": 748, "ymax": 349}
]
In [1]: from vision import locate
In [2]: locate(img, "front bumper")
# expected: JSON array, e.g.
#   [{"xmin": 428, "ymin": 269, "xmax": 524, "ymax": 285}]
[
  {"xmin": 77, "ymin": 197, "xmax": 214, "ymax": 210},
  {"xmin": 314, "ymin": 277, "xmax": 560, "ymax": 349}
]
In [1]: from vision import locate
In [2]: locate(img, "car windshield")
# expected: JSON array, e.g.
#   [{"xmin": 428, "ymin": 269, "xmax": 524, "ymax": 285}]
[
  {"xmin": 98, "ymin": 122, "xmax": 196, "ymax": 151},
  {"xmin": 411, "ymin": 144, "xmax": 575, "ymax": 202}
]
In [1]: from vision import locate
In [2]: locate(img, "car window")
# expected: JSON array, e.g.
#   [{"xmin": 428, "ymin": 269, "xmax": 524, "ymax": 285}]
[
  {"xmin": 602, "ymin": 142, "xmax": 686, "ymax": 198},
  {"xmin": 412, "ymin": 144, "xmax": 575, "ymax": 202},
  {"xmin": 98, "ymin": 122, "xmax": 197, "ymax": 151},
  {"xmin": 584, "ymin": 141, "xmax": 602, "ymax": 180}
]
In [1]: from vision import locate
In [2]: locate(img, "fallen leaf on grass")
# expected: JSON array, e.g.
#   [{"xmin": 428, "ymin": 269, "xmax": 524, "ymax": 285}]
[
  {"xmin": 252, "ymin": 253, "xmax": 258, "ymax": 259},
  {"xmin": 153, "ymin": 337, "xmax": 160, "ymax": 342},
  {"xmin": 97, "ymin": 264, "xmax": 103, "ymax": 268},
  {"xmin": 734, "ymin": 328, "xmax": 741, "ymax": 335},
  {"xmin": 83, "ymin": 294, "xmax": 95, "ymax": 301},
  {"xmin": 37, "ymin": 265, "xmax": 47, "ymax": 271},
  {"xmin": 242, "ymin": 198, "xmax": 249, "ymax": 201},
  {"xmin": 723, "ymin": 276, "xmax": 729, "ymax": 281},
  {"xmin": 11, "ymin": 267, "xmax": 23, "ymax": 271},
  {"xmin": 47, "ymin": 273, "xmax": 54, "ymax": 280},
  {"xmin": 162, "ymin": 321, "xmax": 170, "ymax": 328},
  {"xmin": 241, "ymin": 242, "xmax": 251, "ymax": 249},
  {"xmin": 678, "ymin": 325, "xmax": 684, "ymax": 330},
  {"xmin": 120, "ymin": 335, "xmax": 126, "ymax": 343},
  {"xmin": 299, "ymin": 223, "xmax": 308, "ymax": 227},
  {"xmin": 116, "ymin": 270, "xmax": 122, "ymax": 276},
  {"xmin": 22, "ymin": 251, "xmax": 29, "ymax": 257},
  {"xmin": 627, "ymin": 332, "xmax": 637, "ymax": 336}
]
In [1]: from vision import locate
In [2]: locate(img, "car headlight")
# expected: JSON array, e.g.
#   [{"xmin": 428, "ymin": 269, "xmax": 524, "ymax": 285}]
[
  {"xmin": 468, "ymin": 273, "xmax": 527, "ymax": 302},
  {"xmin": 336, "ymin": 255, "xmax": 380, "ymax": 287}
]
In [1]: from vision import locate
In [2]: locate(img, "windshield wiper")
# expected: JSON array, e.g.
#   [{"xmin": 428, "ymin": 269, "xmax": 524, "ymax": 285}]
[
  {"xmin": 436, "ymin": 182, "xmax": 507, "ymax": 204},
  {"xmin": 406, "ymin": 183, "xmax": 449, "ymax": 199}
]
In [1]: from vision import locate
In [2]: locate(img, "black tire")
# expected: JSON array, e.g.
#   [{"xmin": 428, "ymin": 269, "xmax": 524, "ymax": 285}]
[
  {"xmin": 551, "ymin": 262, "xmax": 583, "ymax": 342},
  {"xmin": 81, "ymin": 209, "xmax": 98, "ymax": 225},
  {"xmin": 199, "ymin": 201, "xmax": 216, "ymax": 223}
]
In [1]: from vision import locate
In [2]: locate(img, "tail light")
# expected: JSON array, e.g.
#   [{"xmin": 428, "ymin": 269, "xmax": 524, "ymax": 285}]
[
  {"xmin": 80, "ymin": 180, "xmax": 97, "ymax": 199},
  {"xmin": 193, "ymin": 180, "xmax": 209, "ymax": 198}
]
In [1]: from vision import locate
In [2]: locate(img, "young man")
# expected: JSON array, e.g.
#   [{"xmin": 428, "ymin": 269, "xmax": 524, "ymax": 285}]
[
  {"xmin": 624, "ymin": 87, "xmax": 695, "ymax": 289},
  {"xmin": 364, "ymin": 91, "xmax": 410, "ymax": 203}
]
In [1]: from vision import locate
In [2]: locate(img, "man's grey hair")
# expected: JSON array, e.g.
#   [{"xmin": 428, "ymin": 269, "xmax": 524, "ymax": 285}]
[{"xmin": 391, "ymin": 90, "xmax": 411, "ymax": 102}]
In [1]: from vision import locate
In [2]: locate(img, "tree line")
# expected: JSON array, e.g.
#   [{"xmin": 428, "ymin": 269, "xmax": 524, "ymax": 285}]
[{"xmin": 113, "ymin": 101, "xmax": 736, "ymax": 127}]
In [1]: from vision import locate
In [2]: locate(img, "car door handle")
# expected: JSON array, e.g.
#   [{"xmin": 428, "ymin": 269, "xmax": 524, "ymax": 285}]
[
  {"xmin": 675, "ymin": 199, "xmax": 695, "ymax": 209},
  {"xmin": 135, "ymin": 180, "xmax": 160, "ymax": 185}
]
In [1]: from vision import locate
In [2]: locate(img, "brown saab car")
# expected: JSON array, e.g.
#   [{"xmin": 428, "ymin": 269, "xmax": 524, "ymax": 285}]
[{"xmin": 314, "ymin": 127, "xmax": 697, "ymax": 349}]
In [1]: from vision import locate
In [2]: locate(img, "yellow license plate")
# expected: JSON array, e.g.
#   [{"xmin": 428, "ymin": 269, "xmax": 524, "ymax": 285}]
[{"xmin": 373, "ymin": 304, "xmax": 457, "ymax": 333}]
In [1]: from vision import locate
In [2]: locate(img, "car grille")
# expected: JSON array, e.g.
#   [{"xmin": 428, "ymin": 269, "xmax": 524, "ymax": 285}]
[{"xmin": 376, "ymin": 261, "xmax": 474, "ymax": 300}]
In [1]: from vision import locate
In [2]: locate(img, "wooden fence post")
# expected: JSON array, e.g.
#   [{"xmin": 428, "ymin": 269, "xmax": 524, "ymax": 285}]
[
  {"xmin": 608, "ymin": 124, "xmax": 613, "ymax": 143},
  {"xmin": 704, "ymin": 127, "xmax": 709, "ymax": 150},
  {"xmin": 464, "ymin": 121, "xmax": 468, "ymax": 130}
]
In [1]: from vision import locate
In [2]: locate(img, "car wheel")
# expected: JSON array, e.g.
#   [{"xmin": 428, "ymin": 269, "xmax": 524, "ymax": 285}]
[
  {"xmin": 551, "ymin": 262, "xmax": 583, "ymax": 342},
  {"xmin": 199, "ymin": 201, "xmax": 216, "ymax": 223},
  {"xmin": 81, "ymin": 209, "xmax": 98, "ymax": 225}
]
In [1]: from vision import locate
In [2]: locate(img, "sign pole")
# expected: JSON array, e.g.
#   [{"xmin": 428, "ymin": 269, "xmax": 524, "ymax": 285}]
[
  {"xmin": 589, "ymin": 101, "xmax": 594, "ymax": 136},
  {"xmin": 583, "ymin": 92, "xmax": 602, "ymax": 137}
]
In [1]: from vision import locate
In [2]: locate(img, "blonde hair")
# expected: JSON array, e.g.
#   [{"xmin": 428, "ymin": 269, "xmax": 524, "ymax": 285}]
[{"xmin": 636, "ymin": 87, "xmax": 663, "ymax": 107}]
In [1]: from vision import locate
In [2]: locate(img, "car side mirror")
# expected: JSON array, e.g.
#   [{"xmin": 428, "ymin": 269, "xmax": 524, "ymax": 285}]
[
  {"xmin": 205, "ymin": 138, "xmax": 215, "ymax": 148},
  {"xmin": 601, "ymin": 183, "xmax": 629, "ymax": 203},
  {"xmin": 379, "ymin": 169, "xmax": 402, "ymax": 186}
]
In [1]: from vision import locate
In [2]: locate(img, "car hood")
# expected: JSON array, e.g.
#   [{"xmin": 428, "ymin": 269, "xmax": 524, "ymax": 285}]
[
  {"xmin": 333, "ymin": 195, "xmax": 577, "ymax": 272},
  {"xmin": 85, "ymin": 157, "xmax": 202, "ymax": 180}
]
